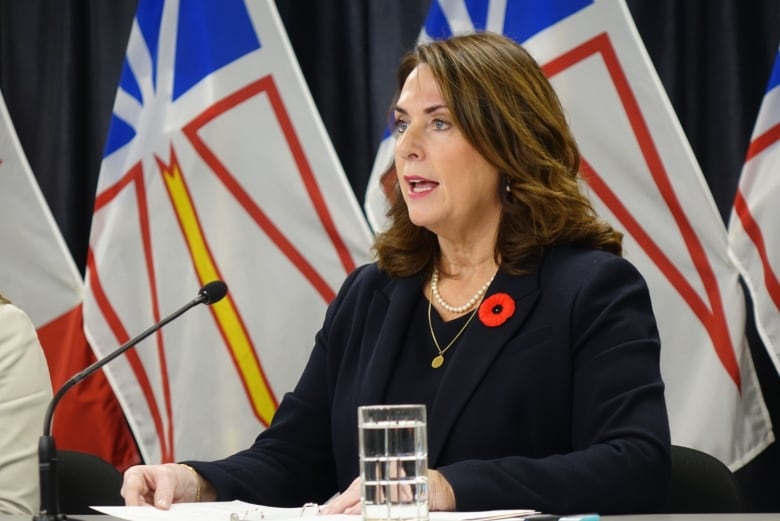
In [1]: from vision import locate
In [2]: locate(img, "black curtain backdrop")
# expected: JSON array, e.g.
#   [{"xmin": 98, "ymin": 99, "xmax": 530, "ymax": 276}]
[{"xmin": 1, "ymin": 0, "xmax": 779, "ymax": 512}]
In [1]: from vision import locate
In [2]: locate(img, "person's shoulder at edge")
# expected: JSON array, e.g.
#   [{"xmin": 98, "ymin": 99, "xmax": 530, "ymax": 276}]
[
  {"xmin": 0, "ymin": 298, "xmax": 52, "ymax": 393},
  {"xmin": 0, "ymin": 299, "xmax": 52, "ymax": 515},
  {"xmin": 0, "ymin": 300, "xmax": 42, "ymax": 354}
]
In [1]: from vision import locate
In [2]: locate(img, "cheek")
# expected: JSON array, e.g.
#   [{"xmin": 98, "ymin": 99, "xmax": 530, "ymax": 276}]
[{"xmin": 459, "ymin": 158, "xmax": 500, "ymax": 197}]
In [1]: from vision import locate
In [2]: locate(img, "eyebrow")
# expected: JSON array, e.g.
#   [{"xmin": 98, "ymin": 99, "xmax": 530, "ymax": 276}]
[{"xmin": 393, "ymin": 104, "xmax": 449, "ymax": 115}]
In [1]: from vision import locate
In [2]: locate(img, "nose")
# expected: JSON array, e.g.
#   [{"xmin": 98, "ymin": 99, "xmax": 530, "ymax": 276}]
[{"xmin": 395, "ymin": 125, "xmax": 423, "ymax": 161}]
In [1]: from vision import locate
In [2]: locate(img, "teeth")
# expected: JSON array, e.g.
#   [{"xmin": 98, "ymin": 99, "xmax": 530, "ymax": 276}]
[{"xmin": 411, "ymin": 182, "xmax": 434, "ymax": 193}]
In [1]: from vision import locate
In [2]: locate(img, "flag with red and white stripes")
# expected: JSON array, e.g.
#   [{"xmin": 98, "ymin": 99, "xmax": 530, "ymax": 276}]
[{"xmin": 729, "ymin": 47, "xmax": 780, "ymax": 378}]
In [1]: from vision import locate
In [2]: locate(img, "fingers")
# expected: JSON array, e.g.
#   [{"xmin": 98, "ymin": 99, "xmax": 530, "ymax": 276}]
[
  {"xmin": 121, "ymin": 465, "xmax": 155, "ymax": 506},
  {"xmin": 120, "ymin": 464, "xmax": 189, "ymax": 509},
  {"xmin": 319, "ymin": 477, "xmax": 361, "ymax": 515},
  {"xmin": 428, "ymin": 469, "xmax": 456, "ymax": 511},
  {"xmin": 151, "ymin": 465, "xmax": 180, "ymax": 509}
]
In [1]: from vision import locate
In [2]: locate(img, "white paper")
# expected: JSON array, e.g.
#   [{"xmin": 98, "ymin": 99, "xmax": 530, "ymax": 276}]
[{"xmin": 92, "ymin": 501, "xmax": 537, "ymax": 521}]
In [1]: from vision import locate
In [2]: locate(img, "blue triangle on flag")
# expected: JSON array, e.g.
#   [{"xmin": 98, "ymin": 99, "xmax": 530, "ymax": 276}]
[
  {"xmin": 104, "ymin": 115, "xmax": 137, "ymax": 157},
  {"xmin": 173, "ymin": 0, "xmax": 262, "ymax": 100},
  {"xmin": 503, "ymin": 0, "xmax": 592, "ymax": 42}
]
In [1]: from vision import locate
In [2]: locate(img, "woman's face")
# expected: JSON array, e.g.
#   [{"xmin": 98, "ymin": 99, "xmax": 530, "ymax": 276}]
[{"xmin": 393, "ymin": 64, "xmax": 501, "ymax": 241}]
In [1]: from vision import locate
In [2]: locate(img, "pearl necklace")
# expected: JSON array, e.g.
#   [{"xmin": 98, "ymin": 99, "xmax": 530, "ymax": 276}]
[{"xmin": 430, "ymin": 266, "xmax": 495, "ymax": 314}]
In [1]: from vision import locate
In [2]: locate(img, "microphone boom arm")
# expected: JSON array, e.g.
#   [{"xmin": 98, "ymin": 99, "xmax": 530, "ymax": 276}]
[
  {"xmin": 34, "ymin": 280, "xmax": 226, "ymax": 521},
  {"xmin": 41, "ymin": 293, "xmax": 205, "ymax": 438}
]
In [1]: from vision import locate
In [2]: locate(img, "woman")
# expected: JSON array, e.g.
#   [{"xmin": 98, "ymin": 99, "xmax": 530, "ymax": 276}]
[
  {"xmin": 121, "ymin": 32, "xmax": 671, "ymax": 515},
  {"xmin": 0, "ymin": 293, "xmax": 52, "ymax": 514}
]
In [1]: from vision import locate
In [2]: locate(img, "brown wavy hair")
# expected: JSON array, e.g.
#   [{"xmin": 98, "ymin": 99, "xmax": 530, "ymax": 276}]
[
  {"xmin": 374, "ymin": 32, "xmax": 622, "ymax": 277},
  {"xmin": 0, "ymin": 293, "xmax": 10, "ymax": 305}
]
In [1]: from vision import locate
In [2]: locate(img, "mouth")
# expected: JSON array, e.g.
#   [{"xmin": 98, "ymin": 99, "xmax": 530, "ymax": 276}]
[{"xmin": 405, "ymin": 175, "xmax": 439, "ymax": 194}]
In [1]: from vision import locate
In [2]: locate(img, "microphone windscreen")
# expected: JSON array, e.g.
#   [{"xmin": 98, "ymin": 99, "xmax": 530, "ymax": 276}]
[{"xmin": 199, "ymin": 280, "xmax": 228, "ymax": 304}]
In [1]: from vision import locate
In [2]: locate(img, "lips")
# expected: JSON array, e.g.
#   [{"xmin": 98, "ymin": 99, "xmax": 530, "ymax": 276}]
[{"xmin": 404, "ymin": 175, "xmax": 439, "ymax": 195}]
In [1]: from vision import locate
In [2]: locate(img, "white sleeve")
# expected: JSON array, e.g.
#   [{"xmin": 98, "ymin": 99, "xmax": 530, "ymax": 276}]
[{"xmin": 0, "ymin": 303, "xmax": 52, "ymax": 514}]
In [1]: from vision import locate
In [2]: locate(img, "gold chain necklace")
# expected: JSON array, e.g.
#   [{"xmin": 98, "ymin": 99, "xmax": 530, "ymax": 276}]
[{"xmin": 427, "ymin": 287, "xmax": 480, "ymax": 369}]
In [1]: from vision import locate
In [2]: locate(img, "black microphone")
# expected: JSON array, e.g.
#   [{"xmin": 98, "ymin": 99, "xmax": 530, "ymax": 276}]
[{"xmin": 34, "ymin": 280, "xmax": 228, "ymax": 521}]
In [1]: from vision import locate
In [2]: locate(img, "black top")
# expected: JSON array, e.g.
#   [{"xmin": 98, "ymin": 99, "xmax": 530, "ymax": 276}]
[{"xmin": 384, "ymin": 294, "xmax": 472, "ymax": 407}]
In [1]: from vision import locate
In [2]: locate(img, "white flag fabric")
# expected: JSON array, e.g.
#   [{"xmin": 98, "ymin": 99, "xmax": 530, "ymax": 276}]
[
  {"xmin": 84, "ymin": 0, "xmax": 373, "ymax": 464},
  {"xmin": 0, "ymin": 89, "xmax": 82, "ymax": 328},
  {"xmin": 729, "ymin": 48, "xmax": 780, "ymax": 375},
  {"xmin": 364, "ymin": 0, "xmax": 773, "ymax": 470},
  {"xmin": 0, "ymin": 89, "xmax": 138, "ymax": 469}
]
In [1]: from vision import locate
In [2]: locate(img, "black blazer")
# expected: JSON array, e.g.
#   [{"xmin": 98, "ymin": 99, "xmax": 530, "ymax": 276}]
[{"xmin": 190, "ymin": 246, "xmax": 671, "ymax": 514}]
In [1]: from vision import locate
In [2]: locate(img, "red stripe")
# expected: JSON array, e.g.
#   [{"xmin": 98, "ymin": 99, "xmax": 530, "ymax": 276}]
[
  {"xmin": 545, "ymin": 33, "xmax": 741, "ymax": 389},
  {"xmin": 182, "ymin": 75, "xmax": 358, "ymax": 303},
  {"xmin": 88, "ymin": 165, "xmax": 173, "ymax": 460},
  {"xmin": 263, "ymin": 77, "xmax": 358, "ymax": 275},
  {"xmin": 131, "ymin": 165, "xmax": 175, "ymax": 461},
  {"xmin": 736, "ymin": 125, "xmax": 780, "ymax": 310},
  {"xmin": 93, "ymin": 162, "xmax": 139, "ymax": 211},
  {"xmin": 733, "ymin": 189, "xmax": 780, "ymax": 310},
  {"xmin": 746, "ymin": 123, "xmax": 780, "ymax": 161}
]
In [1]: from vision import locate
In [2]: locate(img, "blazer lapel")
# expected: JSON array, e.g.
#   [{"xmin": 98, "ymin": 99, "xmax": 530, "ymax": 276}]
[
  {"xmin": 427, "ymin": 269, "xmax": 541, "ymax": 465},
  {"xmin": 356, "ymin": 274, "xmax": 423, "ymax": 406}
]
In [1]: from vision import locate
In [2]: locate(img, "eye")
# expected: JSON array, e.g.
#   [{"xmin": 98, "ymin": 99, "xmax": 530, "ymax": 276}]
[
  {"xmin": 432, "ymin": 119, "xmax": 451, "ymax": 131},
  {"xmin": 393, "ymin": 118, "xmax": 409, "ymax": 134}
]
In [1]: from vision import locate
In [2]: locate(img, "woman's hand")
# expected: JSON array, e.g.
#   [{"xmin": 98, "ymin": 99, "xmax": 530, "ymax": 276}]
[
  {"xmin": 121, "ymin": 463, "xmax": 215, "ymax": 508},
  {"xmin": 428, "ymin": 469, "xmax": 456, "ymax": 511},
  {"xmin": 318, "ymin": 469, "xmax": 455, "ymax": 514},
  {"xmin": 319, "ymin": 477, "xmax": 362, "ymax": 515}
]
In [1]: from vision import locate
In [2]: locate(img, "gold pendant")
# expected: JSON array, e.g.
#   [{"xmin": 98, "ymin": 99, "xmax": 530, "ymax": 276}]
[{"xmin": 431, "ymin": 355, "xmax": 444, "ymax": 368}]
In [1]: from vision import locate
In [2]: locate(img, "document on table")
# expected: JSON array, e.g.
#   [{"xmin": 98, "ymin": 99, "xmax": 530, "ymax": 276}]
[
  {"xmin": 92, "ymin": 501, "xmax": 538, "ymax": 521},
  {"xmin": 94, "ymin": 501, "xmax": 321, "ymax": 521}
]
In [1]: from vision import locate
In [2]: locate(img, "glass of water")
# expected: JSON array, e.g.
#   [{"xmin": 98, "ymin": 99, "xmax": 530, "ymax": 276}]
[{"xmin": 358, "ymin": 404, "xmax": 429, "ymax": 521}]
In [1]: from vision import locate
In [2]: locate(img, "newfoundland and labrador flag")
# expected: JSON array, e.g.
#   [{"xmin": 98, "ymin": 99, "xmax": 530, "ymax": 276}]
[
  {"xmin": 84, "ymin": 0, "xmax": 373, "ymax": 464},
  {"xmin": 729, "ymin": 48, "xmax": 780, "ymax": 379},
  {"xmin": 365, "ymin": 0, "xmax": 773, "ymax": 469}
]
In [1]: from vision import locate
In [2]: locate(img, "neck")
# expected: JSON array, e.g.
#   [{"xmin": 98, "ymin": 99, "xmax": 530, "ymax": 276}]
[
  {"xmin": 436, "ymin": 231, "xmax": 498, "ymax": 278},
  {"xmin": 437, "ymin": 252, "xmax": 498, "ymax": 282}
]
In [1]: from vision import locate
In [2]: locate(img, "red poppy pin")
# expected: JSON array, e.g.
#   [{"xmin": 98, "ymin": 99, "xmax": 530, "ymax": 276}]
[{"xmin": 479, "ymin": 293, "xmax": 515, "ymax": 327}]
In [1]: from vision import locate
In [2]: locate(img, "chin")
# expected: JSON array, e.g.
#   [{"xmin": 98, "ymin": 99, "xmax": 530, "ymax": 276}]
[
  {"xmin": 407, "ymin": 212, "xmax": 431, "ymax": 229},
  {"xmin": 406, "ymin": 204, "xmax": 443, "ymax": 230}
]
